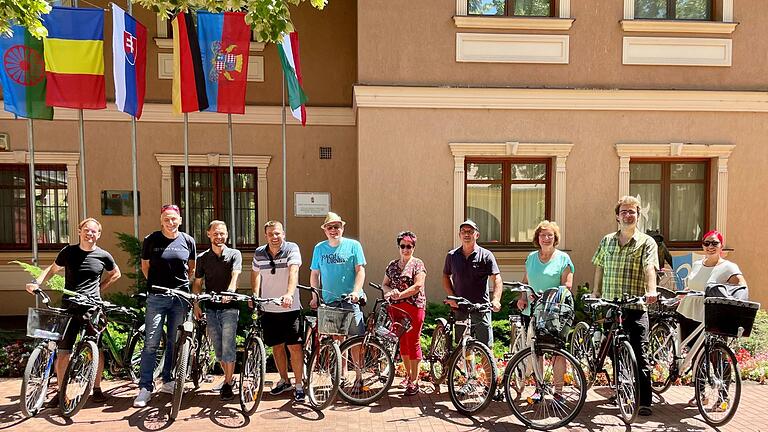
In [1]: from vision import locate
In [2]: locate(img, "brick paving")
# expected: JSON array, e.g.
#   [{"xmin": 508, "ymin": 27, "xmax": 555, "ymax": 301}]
[{"xmin": 1, "ymin": 375, "xmax": 767, "ymax": 431}]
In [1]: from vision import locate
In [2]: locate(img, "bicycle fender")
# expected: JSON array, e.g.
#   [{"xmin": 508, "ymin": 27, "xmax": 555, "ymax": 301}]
[
  {"xmin": 183, "ymin": 321, "xmax": 194, "ymax": 332},
  {"xmin": 435, "ymin": 318, "xmax": 448, "ymax": 328}
]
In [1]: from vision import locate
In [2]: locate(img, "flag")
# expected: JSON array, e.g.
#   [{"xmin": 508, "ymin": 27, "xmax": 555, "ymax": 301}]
[
  {"xmin": 172, "ymin": 12, "xmax": 208, "ymax": 114},
  {"xmin": 111, "ymin": 4, "xmax": 146, "ymax": 119},
  {"xmin": 0, "ymin": 26, "xmax": 53, "ymax": 119},
  {"xmin": 278, "ymin": 32, "xmax": 307, "ymax": 126},
  {"xmin": 41, "ymin": 7, "xmax": 106, "ymax": 109},
  {"xmin": 197, "ymin": 11, "xmax": 250, "ymax": 114}
]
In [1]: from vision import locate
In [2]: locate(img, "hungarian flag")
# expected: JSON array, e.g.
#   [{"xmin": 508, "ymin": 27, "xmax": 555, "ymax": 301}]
[
  {"xmin": 111, "ymin": 4, "xmax": 146, "ymax": 119},
  {"xmin": 197, "ymin": 11, "xmax": 250, "ymax": 114},
  {"xmin": 0, "ymin": 25, "xmax": 54, "ymax": 119},
  {"xmin": 278, "ymin": 32, "xmax": 307, "ymax": 126},
  {"xmin": 172, "ymin": 12, "xmax": 208, "ymax": 114},
  {"xmin": 41, "ymin": 7, "xmax": 106, "ymax": 109}
]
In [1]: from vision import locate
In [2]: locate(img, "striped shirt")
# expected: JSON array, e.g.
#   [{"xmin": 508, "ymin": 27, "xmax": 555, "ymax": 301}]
[
  {"xmin": 252, "ymin": 241, "xmax": 302, "ymax": 313},
  {"xmin": 592, "ymin": 230, "xmax": 659, "ymax": 302}
]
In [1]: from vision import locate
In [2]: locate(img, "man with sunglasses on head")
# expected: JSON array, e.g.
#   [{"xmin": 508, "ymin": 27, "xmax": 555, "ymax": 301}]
[
  {"xmin": 252, "ymin": 220, "xmax": 304, "ymax": 402},
  {"xmin": 192, "ymin": 221, "xmax": 242, "ymax": 401},
  {"xmin": 592, "ymin": 195, "xmax": 659, "ymax": 417},
  {"xmin": 134, "ymin": 204, "xmax": 197, "ymax": 408}
]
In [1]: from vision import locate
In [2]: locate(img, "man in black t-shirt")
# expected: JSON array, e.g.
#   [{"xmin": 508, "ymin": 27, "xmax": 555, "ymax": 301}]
[
  {"xmin": 192, "ymin": 220, "xmax": 242, "ymax": 400},
  {"xmin": 134, "ymin": 204, "xmax": 197, "ymax": 408},
  {"xmin": 26, "ymin": 218, "xmax": 121, "ymax": 405}
]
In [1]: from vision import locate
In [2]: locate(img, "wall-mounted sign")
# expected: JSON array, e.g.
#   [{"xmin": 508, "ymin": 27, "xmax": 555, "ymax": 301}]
[
  {"xmin": 101, "ymin": 190, "xmax": 140, "ymax": 216},
  {"xmin": 295, "ymin": 192, "xmax": 330, "ymax": 217}
]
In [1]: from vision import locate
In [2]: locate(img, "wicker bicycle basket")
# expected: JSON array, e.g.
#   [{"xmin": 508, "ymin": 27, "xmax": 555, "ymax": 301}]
[
  {"xmin": 26, "ymin": 307, "xmax": 72, "ymax": 341},
  {"xmin": 317, "ymin": 305, "xmax": 354, "ymax": 336}
]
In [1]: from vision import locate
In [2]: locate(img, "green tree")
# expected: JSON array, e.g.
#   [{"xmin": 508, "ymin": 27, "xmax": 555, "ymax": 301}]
[{"xmin": 0, "ymin": 0, "xmax": 51, "ymax": 38}]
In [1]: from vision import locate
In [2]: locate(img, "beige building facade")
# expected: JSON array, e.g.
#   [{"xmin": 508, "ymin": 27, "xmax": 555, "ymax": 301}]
[{"xmin": 1, "ymin": 0, "xmax": 766, "ymax": 315}]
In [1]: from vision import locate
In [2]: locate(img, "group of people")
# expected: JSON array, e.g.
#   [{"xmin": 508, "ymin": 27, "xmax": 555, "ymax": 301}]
[{"xmin": 24, "ymin": 194, "xmax": 746, "ymax": 418}]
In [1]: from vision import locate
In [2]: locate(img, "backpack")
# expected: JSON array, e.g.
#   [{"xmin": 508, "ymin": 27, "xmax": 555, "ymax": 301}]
[{"xmin": 532, "ymin": 286, "xmax": 575, "ymax": 344}]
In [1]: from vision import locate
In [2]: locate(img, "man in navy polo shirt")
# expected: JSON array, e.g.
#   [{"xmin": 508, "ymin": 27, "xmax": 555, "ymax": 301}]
[{"xmin": 442, "ymin": 219, "xmax": 503, "ymax": 347}]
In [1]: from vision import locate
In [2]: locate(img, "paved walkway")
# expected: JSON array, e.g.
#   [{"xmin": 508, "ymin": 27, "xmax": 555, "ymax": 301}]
[{"xmin": 1, "ymin": 375, "xmax": 766, "ymax": 431}]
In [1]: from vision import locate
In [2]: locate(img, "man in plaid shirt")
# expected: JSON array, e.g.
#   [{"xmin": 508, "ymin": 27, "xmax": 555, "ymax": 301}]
[{"xmin": 592, "ymin": 195, "xmax": 659, "ymax": 417}]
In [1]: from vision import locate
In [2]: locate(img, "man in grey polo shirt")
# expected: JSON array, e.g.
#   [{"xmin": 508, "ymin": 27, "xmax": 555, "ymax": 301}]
[
  {"xmin": 192, "ymin": 220, "xmax": 242, "ymax": 401},
  {"xmin": 251, "ymin": 220, "xmax": 304, "ymax": 402},
  {"xmin": 442, "ymin": 219, "xmax": 503, "ymax": 347}
]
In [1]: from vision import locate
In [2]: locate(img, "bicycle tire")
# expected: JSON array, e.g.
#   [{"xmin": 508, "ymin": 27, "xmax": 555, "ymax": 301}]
[
  {"xmin": 239, "ymin": 336, "xmax": 266, "ymax": 416},
  {"xmin": 428, "ymin": 320, "xmax": 449, "ymax": 385},
  {"xmin": 306, "ymin": 339, "xmax": 341, "ymax": 410},
  {"xmin": 338, "ymin": 336, "xmax": 394, "ymax": 405},
  {"xmin": 503, "ymin": 345, "xmax": 588, "ymax": 430},
  {"xmin": 128, "ymin": 330, "xmax": 166, "ymax": 383},
  {"xmin": 20, "ymin": 344, "xmax": 55, "ymax": 417},
  {"xmin": 648, "ymin": 322, "xmax": 677, "ymax": 395},
  {"xmin": 170, "ymin": 337, "xmax": 191, "ymax": 421},
  {"xmin": 60, "ymin": 340, "xmax": 99, "ymax": 418},
  {"xmin": 569, "ymin": 321, "xmax": 595, "ymax": 388},
  {"xmin": 694, "ymin": 340, "xmax": 741, "ymax": 427},
  {"xmin": 614, "ymin": 339, "xmax": 640, "ymax": 424},
  {"xmin": 192, "ymin": 333, "xmax": 214, "ymax": 389},
  {"xmin": 447, "ymin": 340, "xmax": 497, "ymax": 416}
]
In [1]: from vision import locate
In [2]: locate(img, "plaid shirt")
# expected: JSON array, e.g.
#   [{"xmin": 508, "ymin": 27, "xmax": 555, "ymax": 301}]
[{"xmin": 592, "ymin": 230, "xmax": 659, "ymax": 302}]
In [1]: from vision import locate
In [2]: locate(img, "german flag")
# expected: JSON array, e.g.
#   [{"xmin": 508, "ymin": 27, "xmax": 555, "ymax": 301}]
[{"xmin": 172, "ymin": 12, "xmax": 208, "ymax": 113}]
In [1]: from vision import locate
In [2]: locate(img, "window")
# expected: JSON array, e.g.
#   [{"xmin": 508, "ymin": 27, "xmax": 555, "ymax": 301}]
[
  {"xmin": 634, "ymin": 0, "xmax": 712, "ymax": 20},
  {"xmin": 468, "ymin": 0, "xmax": 555, "ymax": 17},
  {"xmin": 465, "ymin": 159, "xmax": 551, "ymax": 246},
  {"xmin": 173, "ymin": 166, "xmax": 259, "ymax": 249},
  {"xmin": 0, "ymin": 164, "xmax": 69, "ymax": 250},
  {"xmin": 629, "ymin": 160, "xmax": 709, "ymax": 245}
]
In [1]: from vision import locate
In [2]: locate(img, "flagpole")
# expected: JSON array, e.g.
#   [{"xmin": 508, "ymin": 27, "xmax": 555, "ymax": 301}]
[
  {"xmin": 227, "ymin": 114, "xmax": 236, "ymax": 248},
  {"xmin": 27, "ymin": 119, "xmax": 38, "ymax": 267},
  {"xmin": 281, "ymin": 73, "xmax": 287, "ymax": 230},
  {"xmin": 184, "ymin": 113, "xmax": 190, "ymax": 225},
  {"xmin": 127, "ymin": 1, "xmax": 139, "ymax": 243},
  {"xmin": 78, "ymin": 109, "xmax": 87, "ymax": 218}
]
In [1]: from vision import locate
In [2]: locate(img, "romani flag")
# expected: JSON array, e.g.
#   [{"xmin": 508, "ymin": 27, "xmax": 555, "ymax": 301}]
[
  {"xmin": 278, "ymin": 32, "xmax": 307, "ymax": 126},
  {"xmin": 112, "ymin": 4, "xmax": 147, "ymax": 119},
  {"xmin": 0, "ymin": 25, "xmax": 54, "ymax": 119},
  {"xmin": 172, "ymin": 12, "xmax": 208, "ymax": 114},
  {"xmin": 197, "ymin": 11, "xmax": 250, "ymax": 114},
  {"xmin": 41, "ymin": 7, "xmax": 106, "ymax": 109}
]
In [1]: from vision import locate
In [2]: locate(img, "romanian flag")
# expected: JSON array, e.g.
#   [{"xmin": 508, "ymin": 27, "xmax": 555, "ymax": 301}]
[
  {"xmin": 112, "ymin": 4, "xmax": 147, "ymax": 119},
  {"xmin": 41, "ymin": 7, "xmax": 106, "ymax": 109},
  {"xmin": 172, "ymin": 12, "xmax": 208, "ymax": 114},
  {"xmin": 278, "ymin": 32, "xmax": 307, "ymax": 126},
  {"xmin": 0, "ymin": 26, "xmax": 54, "ymax": 119},
  {"xmin": 197, "ymin": 11, "xmax": 250, "ymax": 114}
]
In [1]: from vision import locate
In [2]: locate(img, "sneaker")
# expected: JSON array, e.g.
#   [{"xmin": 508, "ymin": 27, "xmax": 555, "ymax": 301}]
[
  {"xmin": 527, "ymin": 391, "xmax": 542, "ymax": 404},
  {"xmin": 688, "ymin": 396, "xmax": 708, "ymax": 407},
  {"xmin": 552, "ymin": 392, "xmax": 566, "ymax": 405},
  {"xmin": 220, "ymin": 383, "xmax": 234, "ymax": 401},
  {"xmin": 404, "ymin": 383, "xmax": 419, "ymax": 396},
  {"xmin": 159, "ymin": 381, "xmax": 175, "ymax": 395},
  {"xmin": 91, "ymin": 388, "xmax": 107, "ymax": 403},
  {"xmin": 399, "ymin": 378, "xmax": 411, "ymax": 389},
  {"xmin": 294, "ymin": 388, "xmax": 305, "ymax": 403},
  {"xmin": 269, "ymin": 380, "xmax": 294, "ymax": 396},
  {"xmin": 133, "ymin": 388, "xmax": 152, "ymax": 408},
  {"xmin": 639, "ymin": 406, "xmax": 653, "ymax": 416},
  {"xmin": 349, "ymin": 379, "xmax": 365, "ymax": 395}
]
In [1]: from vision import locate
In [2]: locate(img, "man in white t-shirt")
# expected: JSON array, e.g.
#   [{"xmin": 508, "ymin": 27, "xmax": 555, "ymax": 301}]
[{"xmin": 251, "ymin": 220, "xmax": 304, "ymax": 402}]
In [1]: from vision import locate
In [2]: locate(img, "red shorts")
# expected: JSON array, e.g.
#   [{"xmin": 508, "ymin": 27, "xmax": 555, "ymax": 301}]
[{"xmin": 390, "ymin": 302, "xmax": 425, "ymax": 360}]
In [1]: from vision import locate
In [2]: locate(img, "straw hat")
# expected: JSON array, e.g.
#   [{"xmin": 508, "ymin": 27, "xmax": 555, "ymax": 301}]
[{"xmin": 321, "ymin": 212, "xmax": 346, "ymax": 228}]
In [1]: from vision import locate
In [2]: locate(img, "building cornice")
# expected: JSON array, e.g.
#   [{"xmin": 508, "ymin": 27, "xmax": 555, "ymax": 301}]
[{"xmin": 620, "ymin": 20, "xmax": 738, "ymax": 34}]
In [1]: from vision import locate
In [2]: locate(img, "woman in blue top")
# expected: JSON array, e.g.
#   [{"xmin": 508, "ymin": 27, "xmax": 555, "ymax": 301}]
[{"xmin": 517, "ymin": 220, "xmax": 574, "ymax": 399}]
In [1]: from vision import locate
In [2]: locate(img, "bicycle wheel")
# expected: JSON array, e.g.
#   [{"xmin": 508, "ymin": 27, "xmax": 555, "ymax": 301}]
[
  {"xmin": 170, "ymin": 337, "xmax": 191, "ymax": 421},
  {"xmin": 447, "ymin": 340, "xmax": 497, "ymax": 415},
  {"xmin": 20, "ymin": 344, "xmax": 55, "ymax": 417},
  {"xmin": 428, "ymin": 320, "xmax": 449, "ymax": 385},
  {"xmin": 60, "ymin": 340, "xmax": 99, "ymax": 418},
  {"xmin": 614, "ymin": 340, "xmax": 640, "ymax": 424},
  {"xmin": 648, "ymin": 322, "xmax": 677, "ymax": 394},
  {"xmin": 192, "ymin": 333, "xmax": 215, "ymax": 389},
  {"xmin": 128, "ymin": 330, "xmax": 166, "ymax": 383},
  {"xmin": 239, "ymin": 336, "xmax": 266, "ymax": 415},
  {"xmin": 694, "ymin": 340, "xmax": 741, "ymax": 427},
  {"xmin": 306, "ymin": 339, "xmax": 342, "ymax": 410},
  {"xmin": 503, "ymin": 345, "xmax": 587, "ymax": 430},
  {"xmin": 338, "ymin": 336, "xmax": 394, "ymax": 405},
  {"xmin": 569, "ymin": 321, "xmax": 595, "ymax": 388}
]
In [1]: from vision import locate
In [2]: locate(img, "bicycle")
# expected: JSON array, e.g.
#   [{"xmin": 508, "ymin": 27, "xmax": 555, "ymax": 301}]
[
  {"xmin": 647, "ymin": 289, "xmax": 758, "ymax": 426},
  {"xmin": 425, "ymin": 295, "xmax": 497, "ymax": 416},
  {"xmin": 501, "ymin": 282, "xmax": 586, "ymax": 430},
  {"xmin": 337, "ymin": 282, "xmax": 412, "ymax": 405},
  {"xmin": 297, "ymin": 284, "xmax": 348, "ymax": 410},
  {"xmin": 569, "ymin": 294, "xmax": 645, "ymax": 424}
]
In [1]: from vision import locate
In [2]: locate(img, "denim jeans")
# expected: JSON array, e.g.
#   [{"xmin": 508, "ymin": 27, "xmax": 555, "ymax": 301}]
[
  {"xmin": 454, "ymin": 309, "xmax": 493, "ymax": 348},
  {"xmin": 139, "ymin": 294, "xmax": 189, "ymax": 391},
  {"xmin": 206, "ymin": 308, "xmax": 239, "ymax": 363}
]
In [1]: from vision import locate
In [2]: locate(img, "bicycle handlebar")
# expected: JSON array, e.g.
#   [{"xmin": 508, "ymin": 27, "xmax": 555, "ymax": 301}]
[
  {"xmin": 445, "ymin": 296, "xmax": 493, "ymax": 313},
  {"xmin": 581, "ymin": 294, "xmax": 646, "ymax": 309},
  {"xmin": 150, "ymin": 285, "xmax": 212, "ymax": 305},
  {"xmin": 504, "ymin": 281, "xmax": 541, "ymax": 301}
]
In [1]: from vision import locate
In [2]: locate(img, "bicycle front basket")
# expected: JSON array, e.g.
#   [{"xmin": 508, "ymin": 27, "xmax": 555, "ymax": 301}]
[
  {"xmin": 26, "ymin": 307, "xmax": 72, "ymax": 341},
  {"xmin": 317, "ymin": 305, "xmax": 354, "ymax": 336}
]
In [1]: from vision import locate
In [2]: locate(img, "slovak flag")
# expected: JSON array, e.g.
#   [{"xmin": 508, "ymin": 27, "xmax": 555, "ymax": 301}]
[{"xmin": 111, "ymin": 4, "xmax": 146, "ymax": 119}]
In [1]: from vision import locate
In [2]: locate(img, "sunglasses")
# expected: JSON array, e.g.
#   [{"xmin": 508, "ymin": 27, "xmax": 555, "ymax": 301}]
[
  {"xmin": 269, "ymin": 258, "xmax": 276, "ymax": 274},
  {"xmin": 702, "ymin": 240, "xmax": 721, "ymax": 247},
  {"xmin": 325, "ymin": 224, "xmax": 343, "ymax": 230},
  {"xmin": 399, "ymin": 244, "xmax": 413, "ymax": 250}
]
